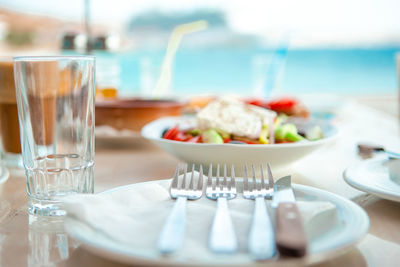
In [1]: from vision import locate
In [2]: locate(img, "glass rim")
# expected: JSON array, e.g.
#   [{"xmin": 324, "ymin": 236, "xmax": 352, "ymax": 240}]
[{"xmin": 13, "ymin": 55, "xmax": 95, "ymax": 62}]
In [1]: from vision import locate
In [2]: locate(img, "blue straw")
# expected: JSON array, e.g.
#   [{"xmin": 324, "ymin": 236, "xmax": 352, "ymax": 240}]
[{"xmin": 264, "ymin": 34, "xmax": 291, "ymax": 97}]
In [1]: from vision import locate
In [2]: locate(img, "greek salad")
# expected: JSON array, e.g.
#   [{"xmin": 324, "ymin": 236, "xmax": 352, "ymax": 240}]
[{"xmin": 162, "ymin": 97, "xmax": 323, "ymax": 144}]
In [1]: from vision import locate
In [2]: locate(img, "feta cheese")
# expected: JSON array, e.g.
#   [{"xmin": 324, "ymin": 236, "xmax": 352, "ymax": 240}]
[{"xmin": 196, "ymin": 97, "xmax": 276, "ymax": 139}]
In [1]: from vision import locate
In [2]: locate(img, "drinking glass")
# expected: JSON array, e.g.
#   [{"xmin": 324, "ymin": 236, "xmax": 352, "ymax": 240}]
[{"xmin": 14, "ymin": 56, "xmax": 95, "ymax": 216}]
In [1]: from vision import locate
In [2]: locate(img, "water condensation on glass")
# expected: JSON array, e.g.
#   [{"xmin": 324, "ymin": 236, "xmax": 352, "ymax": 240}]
[{"xmin": 14, "ymin": 56, "xmax": 95, "ymax": 216}]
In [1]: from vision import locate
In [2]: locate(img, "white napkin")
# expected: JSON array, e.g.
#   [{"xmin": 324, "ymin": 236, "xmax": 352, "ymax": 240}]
[{"xmin": 63, "ymin": 178, "xmax": 337, "ymax": 264}]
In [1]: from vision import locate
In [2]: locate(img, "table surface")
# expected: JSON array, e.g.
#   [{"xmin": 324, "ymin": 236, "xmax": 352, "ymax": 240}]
[{"xmin": 0, "ymin": 100, "xmax": 400, "ymax": 267}]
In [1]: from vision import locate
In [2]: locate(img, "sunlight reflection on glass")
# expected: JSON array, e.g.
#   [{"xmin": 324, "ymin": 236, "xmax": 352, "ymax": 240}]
[{"xmin": 28, "ymin": 215, "xmax": 79, "ymax": 267}]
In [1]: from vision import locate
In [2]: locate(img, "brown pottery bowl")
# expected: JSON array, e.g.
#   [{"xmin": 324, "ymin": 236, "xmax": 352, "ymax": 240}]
[{"xmin": 95, "ymin": 98, "xmax": 184, "ymax": 132}]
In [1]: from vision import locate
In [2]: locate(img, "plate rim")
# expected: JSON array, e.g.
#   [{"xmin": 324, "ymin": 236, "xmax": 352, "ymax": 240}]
[
  {"xmin": 65, "ymin": 179, "xmax": 369, "ymax": 267},
  {"xmin": 343, "ymin": 157, "xmax": 400, "ymax": 202}
]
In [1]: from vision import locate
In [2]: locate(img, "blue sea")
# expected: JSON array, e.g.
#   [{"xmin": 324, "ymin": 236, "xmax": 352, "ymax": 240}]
[{"xmin": 93, "ymin": 48, "xmax": 400, "ymax": 96}]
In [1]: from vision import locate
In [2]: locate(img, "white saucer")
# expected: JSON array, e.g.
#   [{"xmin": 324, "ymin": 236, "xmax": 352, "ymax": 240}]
[
  {"xmin": 344, "ymin": 157, "xmax": 400, "ymax": 202},
  {"xmin": 65, "ymin": 180, "xmax": 369, "ymax": 266}
]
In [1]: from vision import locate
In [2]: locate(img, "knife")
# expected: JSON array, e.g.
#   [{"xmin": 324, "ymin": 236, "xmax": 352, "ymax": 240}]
[{"xmin": 272, "ymin": 176, "xmax": 307, "ymax": 257}]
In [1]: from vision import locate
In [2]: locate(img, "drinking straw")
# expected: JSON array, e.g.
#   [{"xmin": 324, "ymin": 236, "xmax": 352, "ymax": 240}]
[
  {"xmin": 152, "ymin": 20, "xmax": 208, "ymax": 98},
  {"xmin": 263, "ymin": 34, "xmax": 291, "ymax": 97}
]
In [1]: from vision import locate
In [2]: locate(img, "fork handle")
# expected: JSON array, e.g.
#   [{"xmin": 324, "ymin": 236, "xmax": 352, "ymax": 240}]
[
  {"xmin": 248, "ymin": 197, "xmax": 276, "ymax": 260},
  {"xmin": 209, "ymin": 197, "xmax": 237, "ymax": 253},
  {"xmin": 157, "ymin": 196, "xmax": 187, "ymax": 254}
]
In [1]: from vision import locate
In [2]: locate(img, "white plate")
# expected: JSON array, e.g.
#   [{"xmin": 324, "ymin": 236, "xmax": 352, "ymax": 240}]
[
  {"xmin": 65, "ymin": 180, "xmax": 368, "ymax": 266},
  {"xmin": 344, "ymin": 157, "xmax": 400, "ymax": 202},
  {"xmin": 141, "ymin": 116, "xmax": 338, "ymax": 170}
]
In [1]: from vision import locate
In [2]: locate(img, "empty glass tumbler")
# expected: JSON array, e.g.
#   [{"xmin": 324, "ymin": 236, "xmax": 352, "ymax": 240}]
[{"xmin": 14, "ymin": 56, "xmax": 95, "ymax": 216}]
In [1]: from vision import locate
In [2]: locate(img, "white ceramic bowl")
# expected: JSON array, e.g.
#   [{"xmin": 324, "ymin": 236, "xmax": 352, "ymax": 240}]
[{"xmin": 141, "ymin": 116, "xmax": 338, "ymax": 171}]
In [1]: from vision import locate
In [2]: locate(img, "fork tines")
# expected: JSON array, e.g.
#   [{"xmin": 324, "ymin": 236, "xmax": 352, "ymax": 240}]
[
  {"xmin": 243, "ymin": 163, "xmax": 274, "ymax": 199},
  {"xmin": 170, "ymin": 163, "xmax": 203, "ymax": 198},
  {"xmin": 206, "ymin": 164, "xmax": 236, "ymax": 199}
]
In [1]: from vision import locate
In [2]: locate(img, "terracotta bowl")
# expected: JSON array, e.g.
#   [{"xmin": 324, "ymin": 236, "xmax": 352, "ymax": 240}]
[{"xmin": 95, "ymin": 98, "xmax": 184, "ymax": 132}]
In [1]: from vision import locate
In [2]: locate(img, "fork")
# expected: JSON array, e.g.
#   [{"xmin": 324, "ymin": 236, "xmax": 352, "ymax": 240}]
[
  {"xmin": 243, "ymin": 163, "xmax": 276, "ymax": 260},
  {"xmin": 157, "ymin": 163, "xmax": 203, "ymax": 254},
  {"xmin": 206, "ymin": 164, "xmax": 237, "ymax": 253}
]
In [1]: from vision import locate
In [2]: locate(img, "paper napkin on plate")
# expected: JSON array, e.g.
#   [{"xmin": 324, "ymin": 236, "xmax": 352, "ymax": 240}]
[{"xmin": 63, "ymin": 177, "xmax": 337, "ymax": 263}]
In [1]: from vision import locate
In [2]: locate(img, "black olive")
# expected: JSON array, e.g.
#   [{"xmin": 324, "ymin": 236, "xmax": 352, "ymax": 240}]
[{"xmin": 298, "ymin": 130, "xmax": 306, "ymax": 137}]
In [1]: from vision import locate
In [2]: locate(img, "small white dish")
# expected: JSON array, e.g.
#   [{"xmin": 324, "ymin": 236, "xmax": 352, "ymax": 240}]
[
  {"xmin": 95, "ymin": 125, "xmax": 142, "ymax": 144},
  {"xmin": 141, "ymin": 116, "xmax": 338, "ymax": 170},
  {"xmin": 344, "ymin": 157, "xmax": 400, "ymax": 202},
  {"xmin": 64, "ymin": 179, "xmax": 368, "ymax": 267}
]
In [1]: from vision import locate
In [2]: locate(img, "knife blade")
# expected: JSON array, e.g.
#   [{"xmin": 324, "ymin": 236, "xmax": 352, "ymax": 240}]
[{"xmin": 272, "ymin": 176, "xmax": 307, "ymax": 257}]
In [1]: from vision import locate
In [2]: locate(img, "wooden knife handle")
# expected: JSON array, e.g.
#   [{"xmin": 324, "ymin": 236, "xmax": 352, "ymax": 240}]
[{"xmin": 275, "ymin": 202, "xmax": 307, "ymax": 257}]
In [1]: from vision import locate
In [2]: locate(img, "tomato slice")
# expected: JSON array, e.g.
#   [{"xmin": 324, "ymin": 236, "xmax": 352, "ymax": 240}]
[
  {"xmin": 186, "ymin": 135, "xmax": 202, "ymax": 143},
  {"xmin": 174, "ymin": 131, "xmax": 189, "ymax": 141},
  {"xmin": 223, "ymin": 138, "xmax": 232, "ymax": 143},
  {"xmin": 247, "ymin": 97, "xmax": 300, "ymax": 114},
  {"xmin": 246, "ymin": 99, "xmax": 269, "ymax": 109},
  {"xmin": 163, "ymin": 126, "xmax": 201, "ymax": 142},
  {"xmin": 267, "ymin": 98, "xmax": 298, "ymax": 112},
  {"xmin": 163, "ymin": 127, "xmax": 179, "ymax": 140}
]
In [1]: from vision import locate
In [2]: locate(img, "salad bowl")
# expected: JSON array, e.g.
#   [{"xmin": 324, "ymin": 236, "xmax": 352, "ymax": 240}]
[{"xmin": 141, "ymin": 116, "xmax": 338, "ymax": 171}]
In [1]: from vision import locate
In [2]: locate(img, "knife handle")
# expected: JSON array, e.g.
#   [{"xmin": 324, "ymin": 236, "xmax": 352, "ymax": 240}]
[{"xmin": 275, "ymin": 202, "xmax": 307, "ymax": 257}]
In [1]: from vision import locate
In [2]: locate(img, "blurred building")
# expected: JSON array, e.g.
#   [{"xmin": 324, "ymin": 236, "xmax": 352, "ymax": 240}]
[
  {"xmin": 0, "ymin": 7, "xmax": 121, "ymax": 53},
  {"xmin": 127, "ymin": 9, "xmax": 259, "ymax": 49},
  {"xmin": 0, "ymin": 8, "xmax": 62, "ymax": 52}
]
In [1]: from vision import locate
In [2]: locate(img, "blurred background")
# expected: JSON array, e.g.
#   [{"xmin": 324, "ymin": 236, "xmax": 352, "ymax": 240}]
[{"xmin": 0, "ymin": 0, "xmax": 399, "ymax": 102}]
